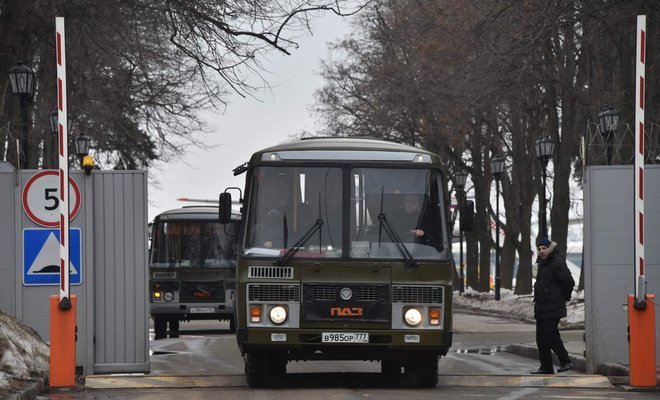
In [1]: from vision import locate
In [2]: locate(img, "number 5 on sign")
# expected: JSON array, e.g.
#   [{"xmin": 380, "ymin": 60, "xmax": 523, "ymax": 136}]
[{"xmin": 22, "ymin": 170, "xmax": 81, "ymax": 227}]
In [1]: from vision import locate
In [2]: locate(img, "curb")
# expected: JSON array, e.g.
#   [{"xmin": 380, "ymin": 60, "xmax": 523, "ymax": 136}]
[
  {"xmin": 505, "ymin": 343, "xmax": 588, "ymax": 374},
  {"xmin": 7, "ymin": 376, "xmax": 47, "ymax": 400}
]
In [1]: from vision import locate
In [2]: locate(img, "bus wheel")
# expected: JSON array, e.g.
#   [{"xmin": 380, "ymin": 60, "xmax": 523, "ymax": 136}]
[
  {"xmin": 415, "ymin": 355, "xmax": 439, "ymax": 388},
  {"xmin": 154, "ymin": 316, "xmax": 167, "ymax": 339},
  {"xmin": 245, "ymin": 352, "xmax": 270, "ymax": 387},
  {"xmin": 169, "ymin": 318, "xmax": 180, "ymax": 337},
  {"xmin": 381, "ymin": 359, "xmax": 402, "ymax": 376}
]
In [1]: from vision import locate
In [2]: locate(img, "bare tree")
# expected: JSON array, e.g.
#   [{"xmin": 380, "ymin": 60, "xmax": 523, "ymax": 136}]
[{"xmin": 0, "ymin": 0, "xmax": 368, "ymax": 169}]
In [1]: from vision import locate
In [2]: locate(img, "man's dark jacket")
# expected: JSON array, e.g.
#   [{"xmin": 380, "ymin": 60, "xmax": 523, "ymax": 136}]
[{"xmin": 533, "ymin": 244, "xmax": 575, "ymax": 319}]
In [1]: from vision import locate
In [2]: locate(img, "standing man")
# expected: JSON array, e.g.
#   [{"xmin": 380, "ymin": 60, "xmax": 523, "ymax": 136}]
[{"xmin": 531, "ymin": 238, "xmax": 576, "ymax": 374}]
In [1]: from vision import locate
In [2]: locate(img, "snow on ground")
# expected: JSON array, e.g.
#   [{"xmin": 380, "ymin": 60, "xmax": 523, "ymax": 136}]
[
  {"xmin": 0, "ymin": 289, "xmax": 585, "ymax": 394},
  {"xmin": 0, "ymin": 309, "xmax": 49, "ymax": 397}
]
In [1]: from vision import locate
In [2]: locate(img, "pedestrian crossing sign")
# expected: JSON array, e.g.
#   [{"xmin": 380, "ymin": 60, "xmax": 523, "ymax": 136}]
[{"xmin": 23, "ymin": 228, "xmax": 82, "ymax": 286}]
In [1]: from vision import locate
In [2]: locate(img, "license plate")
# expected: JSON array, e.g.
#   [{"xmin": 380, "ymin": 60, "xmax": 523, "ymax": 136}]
[
  {"xmin": 189, "ymin": 307, "xmax": 215, "ymax": 313},
  {"xmin": 321, "ymin": 332, "xmax": 369, "ymax": 343}
]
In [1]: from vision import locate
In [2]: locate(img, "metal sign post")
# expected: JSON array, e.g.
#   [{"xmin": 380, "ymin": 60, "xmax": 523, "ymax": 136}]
[{"xmin": 50, "ymin": 16, "xmax": 76, "ymax": 388}]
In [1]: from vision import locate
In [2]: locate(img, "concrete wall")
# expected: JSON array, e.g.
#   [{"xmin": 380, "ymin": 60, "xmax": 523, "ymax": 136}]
[
  {"xmin": 584, "ymin": 165, "xmax": 660, "ymax": 373},
  {"xmin": 0, "ymin": 168, "xmax": 149, "ymax": 375}
]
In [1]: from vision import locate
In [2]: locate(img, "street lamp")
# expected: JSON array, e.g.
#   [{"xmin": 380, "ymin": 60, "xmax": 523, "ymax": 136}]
[
  {"xmin": 598, "ymin": 106, "xmax": 619, "ymax": 164},
  {"xmin": 49, "ymin": 110, "xmax": 58, "ymax": 167},
  {"xmin": 73, "ymin": 133, "xmax": 93, "ymax": 175},
  {"xmin": 454, "ymin": 170, "xmax": 468, "ymax": 294},
  {"xmin": 535, "ymin": 136, "xmax": 554, "ymax": 239},
  {"xmin": 8, "ymin": 61, "xmax": 36, "ymax": 169},
  {"xmin": 490, "ymin": 156, "xmax": 505, "ymax": 301}
]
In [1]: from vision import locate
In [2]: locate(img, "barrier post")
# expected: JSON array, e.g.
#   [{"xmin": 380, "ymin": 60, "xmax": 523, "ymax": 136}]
[{"xmin": 49, "ymin": 294, "xmax": 76, "ymax": 386}]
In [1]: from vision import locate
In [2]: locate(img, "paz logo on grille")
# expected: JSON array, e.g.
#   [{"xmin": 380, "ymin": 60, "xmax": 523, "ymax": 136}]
[
  {"xmin": 340, "ymin": 287, "xmax": 353, "ymax": 300},
  {"xmin": 194, "ymin": 290, "xmax": 211, "ymax": 298},
  {"xmin": 330, "ymin": 307, "xmax": 363, "ymax": 317}
]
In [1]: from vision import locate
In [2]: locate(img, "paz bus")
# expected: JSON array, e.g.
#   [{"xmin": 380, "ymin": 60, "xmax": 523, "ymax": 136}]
[
  {"xmin": 148, "ymin": 205, "xmax": 240, "ymax": 339},
  {"xmin": 218, "ymin": 137, "xmax": 461, "ymax": 387}
]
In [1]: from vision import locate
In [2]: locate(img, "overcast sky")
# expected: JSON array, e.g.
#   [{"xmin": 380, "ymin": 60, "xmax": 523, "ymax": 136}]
[{"xmin": 147, "ymin": 12, "xmax": 353, "ymax": 221}]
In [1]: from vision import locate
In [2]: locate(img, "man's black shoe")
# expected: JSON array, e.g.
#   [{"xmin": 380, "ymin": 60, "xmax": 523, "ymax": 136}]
[
  {"xmin": 557, "ymin": 363, "xmax": 573, "ymax": 373},
  {"xmin": 530, "ymin": 368, "xmax": 554, "ymax": 374}
]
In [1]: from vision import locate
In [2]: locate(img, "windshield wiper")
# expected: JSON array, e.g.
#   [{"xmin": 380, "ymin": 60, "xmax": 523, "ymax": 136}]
[
  {"xmin": 275, "ymin": 192, "xmax": 324, "ymax": 266},
  {"xmin": 377, "ymin": 187, "xmax": 418, "ymax": 267},
  {"xmin": 275, "ymin": 218, "xmax": 324, "ymax": 266}
]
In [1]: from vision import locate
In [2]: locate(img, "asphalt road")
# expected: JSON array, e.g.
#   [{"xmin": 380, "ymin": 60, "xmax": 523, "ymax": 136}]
[{"xmin": 38, "ymin": 314, "xmax": 659, "ymax": 400}]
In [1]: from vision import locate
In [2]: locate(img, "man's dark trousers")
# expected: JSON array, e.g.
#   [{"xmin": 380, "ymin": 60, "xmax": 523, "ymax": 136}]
[{"xmin": 536, "ymin": 317, "xmax": 571, "ymax": 371}]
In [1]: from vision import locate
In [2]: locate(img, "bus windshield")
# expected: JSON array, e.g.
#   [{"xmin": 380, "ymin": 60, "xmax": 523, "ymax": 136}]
[
  {"xmin": 150, "ymin": 221, "xmax": 237, "ymax": 268},
  {"xmin": 242, "ymin": 165, "xmax": 446, "ymax": 260},
  {"xmin": 350, "ymin": 168, "xmax": 445, "ymax": 260},
  {"xmin": 244, "ymin": 166, "xmax": 342, "ymax": 258}
]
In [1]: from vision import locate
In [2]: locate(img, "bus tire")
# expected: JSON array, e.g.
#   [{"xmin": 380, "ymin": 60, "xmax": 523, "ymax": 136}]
[
  {"xmin": 381, "ymin": 359, "xmax": 402, "ymax": 376},
  {"xmin": 154, "ymin": 316, "xmax": 167, "ymax": 339},
  {"xmin": 245, "ymin": 352, "xmax": 270, "ymax": 387},
  {"xmin": 415, "ymin": 355, "xmax": 439, "ymax": 388},
  {"xmin": 169, "ymin": 318, "xmax": 179, "ymax": 337}
]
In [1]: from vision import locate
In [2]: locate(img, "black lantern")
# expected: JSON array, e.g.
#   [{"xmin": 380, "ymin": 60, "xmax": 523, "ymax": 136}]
[
  {"xmin": 49, "ymin": 111, "xmax": 58, "ymax": 135},
  {"xmin": 8, "ymin": 61, "xmax": 36, "ymax": 168},
  {"xmin": 454, "ymin": 170, "xmax": 468, "ymax": 294},
  {"xmin": 598, "ymin": 106, "xmax": 619, "ymax": 164},
  {"xmin": 8, "ymin": 61, "xmax": 36, "ymax": 98},
  {"xmin": 490, "ymin": 156, "xmax": 505, "ymax": 301},
  {"xmin": 535, "ymin": 136, "xmax": 553, "ymax": 239},
  {"xmin": 74, "ymin": 133, "xmax": 93, "ymax": 175},
  {"xmin": 49, "ymin": 111, "xmax": 58, "ymax": 168},
  {"xmin": 534, "ymin": 136, "xmax": 554, "ymax": 167},
  {"xmin": 74, "ymin": 133, "xmax": 91, "ymax": 159},
  {"xmin": 454, "ymin": 170, "xmax": 468, "ymax": 190}
]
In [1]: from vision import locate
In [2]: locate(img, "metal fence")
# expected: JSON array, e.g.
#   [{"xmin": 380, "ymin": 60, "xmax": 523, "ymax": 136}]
[{"xmin": 584, "ymin": 122, "xmax": 660, "ymax": 165}]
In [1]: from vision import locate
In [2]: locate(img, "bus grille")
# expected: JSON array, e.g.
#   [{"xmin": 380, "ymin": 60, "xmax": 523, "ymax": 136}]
[
  {"xmin": 311, "ymin": 285, "xmax": 386, "ymax": 301},
  {"xmin": 153, "ymin": 271, "xmax": 176, "ymax": 279},
  {"xmin": 392, "ymin": 285, "xmax": 443, "ymax": 304},
  {"xmin": 248, "ymin": 284, "xmax": 300, "ymax": 302},
  {"xmin": 248, "ymin": 266, "xmax": 294, "ymax": 279}
]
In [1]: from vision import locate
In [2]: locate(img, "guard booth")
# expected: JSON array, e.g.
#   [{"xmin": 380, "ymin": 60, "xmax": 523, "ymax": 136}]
[
  {"xmin": 583, "ymin": 165, "xmax": 660, "ymax": 374},
  {"xmin": 0, "ymin": 164, "xmax": 149, "ymax": 375}
]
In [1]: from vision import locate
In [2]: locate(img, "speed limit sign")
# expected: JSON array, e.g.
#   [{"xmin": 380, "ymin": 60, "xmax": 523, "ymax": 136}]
[{"xmin": 22, "ymin": 170, "xmax": 81, "ymax": 227}]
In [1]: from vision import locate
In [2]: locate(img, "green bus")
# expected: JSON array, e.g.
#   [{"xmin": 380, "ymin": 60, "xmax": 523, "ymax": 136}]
[
  {"xmin": 149, "ymin": 205, "xmax": 240, "ymax": 339},
  {"xmin": 219, "ymin": 138, "xmax": 457, "ymax": 387}
]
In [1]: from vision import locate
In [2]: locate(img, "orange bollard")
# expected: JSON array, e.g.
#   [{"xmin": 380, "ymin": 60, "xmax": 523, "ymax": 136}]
[
  {"xmin": 49, "ymin": 295, "xmax": 77, "ymax": 387},
  {"xmin": 628, "ymin": 294, "xmax": 657, "ymax": 387}
]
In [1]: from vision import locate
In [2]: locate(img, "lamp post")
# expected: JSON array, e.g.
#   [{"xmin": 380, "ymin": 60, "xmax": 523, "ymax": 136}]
[
  {"xmin": 534, "ymin": 136, "xmax": 554, "ymax": 239},
  {"xmin": 454, "ymin": 170, "xmax": 468, "ymax": 294},
  {"xmin": 8, "ymin": 61, "xmax": 36, "ymax": 169},
  {"xmin": 490, "ymin": 156, "xmax": 505, "ymax": 301},
  {"xmin": 49, "ymin": 110, "xmax": 58, "ymax": 168},
  {"xmin": 598, "ymin": 106, "xmax": 619, "ymax": 164}
]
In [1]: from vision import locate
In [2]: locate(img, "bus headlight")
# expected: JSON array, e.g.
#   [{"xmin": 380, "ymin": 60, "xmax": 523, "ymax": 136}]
[
  {"xmin": 163, "ymin": 292, "xmax": 174, "ymax": 302},
  {"xmin": 404, "ymin": 307, "xmax": 422, "ymax": 326},
  {"xmin": 269, "ymin": 306, "xmax": 287, "ymax": 324},
  {"xmin": 153, "ymin": 291, "xmax": 162, "ymax": 301}
]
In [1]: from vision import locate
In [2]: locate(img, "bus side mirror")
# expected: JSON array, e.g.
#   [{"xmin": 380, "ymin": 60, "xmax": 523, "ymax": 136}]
[
  {"xmin": 460, "ymin": 200, "xmax": 474, "ymax": 232},
  {"xmin": 219, "ymin": 192, "xmax": 232, "ymax": 224}
]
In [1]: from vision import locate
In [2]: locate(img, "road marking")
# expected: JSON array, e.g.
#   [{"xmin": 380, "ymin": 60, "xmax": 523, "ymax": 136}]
[{"xmin": 83, "ymin": 374, "xmax": 613, "ymax": 389}]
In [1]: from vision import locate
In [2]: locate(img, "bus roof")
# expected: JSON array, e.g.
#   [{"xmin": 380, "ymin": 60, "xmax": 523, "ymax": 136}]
[
  {"xmin": 154, "ymin": 205, "xmax": 240, "ymax": 222},
  {"xmin": 249, "ymin": 137, "xmax": 443, "ymax": 165}
]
